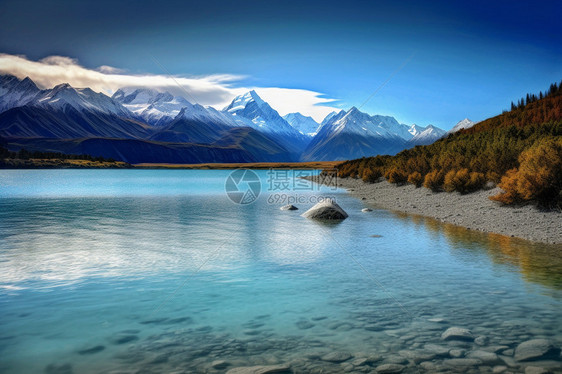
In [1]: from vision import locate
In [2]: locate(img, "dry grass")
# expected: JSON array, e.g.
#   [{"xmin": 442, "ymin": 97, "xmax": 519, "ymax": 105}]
[
  {"xmin": 134, "ymin": 161, "xmax": 343, "ymax": 169},
  {"xmin": 1, "ymin": 158, "xmax": 130, "ymax": 169}
]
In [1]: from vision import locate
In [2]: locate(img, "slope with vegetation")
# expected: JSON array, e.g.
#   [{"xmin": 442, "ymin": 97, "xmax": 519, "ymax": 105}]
[{"xmin": 335, "ymin": 82, "xmax": 562, "ymax": 207}]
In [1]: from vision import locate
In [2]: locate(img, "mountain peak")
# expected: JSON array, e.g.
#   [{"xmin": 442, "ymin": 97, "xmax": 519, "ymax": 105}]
[
  {"xmin": 224, "ymin": 90, "xmax": 267, "ymax": 113},
  {"xmin": 52, "ymin": 83, "xmax": 73, "ymax": 92},
  {"xmin": 448, "ymin": 118, "xmax": 476, "ymax": 134},
  {"xmin": 283, "ymin": 112, "xmax": 320, "ymax": 136}
]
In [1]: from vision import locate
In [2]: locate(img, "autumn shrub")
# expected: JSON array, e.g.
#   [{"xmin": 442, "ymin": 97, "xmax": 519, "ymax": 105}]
[
  {"xmin": 423, "ymin": 170, "xmax": 444, "ymax": 191},
  {"xmin": 466, "ymin": 172, "xmax": 486, "ymax": 192},
  {"xmin": 385, "ymin": 168, "xmax": 407, "ymax": 185},
  {"xmin": 443, "ymin": 169, "xmax": 463, "ymax": 192},
  {"xmin": 490, "ymin": 169, "xmax": 520, "ymax": 204},
  {"xmin": 407, "ymin": 171, "xmax": 423, "ymax": 187},
  {"xmin": 491, "ymin": 139, "xmax": 562, "ymax": 206},
  {"xmin": 443, "ymin": 168, "xmax": 486, "ymax": 193},
  {"xmin": 362, "ymin": 168, "xmax": 383, "ymax": 183}
]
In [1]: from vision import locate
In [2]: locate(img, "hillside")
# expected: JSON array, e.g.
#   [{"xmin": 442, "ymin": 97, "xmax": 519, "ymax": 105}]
[{"xmin": 335, "ymin": 82, "xmax": 562, "ymax": 206}]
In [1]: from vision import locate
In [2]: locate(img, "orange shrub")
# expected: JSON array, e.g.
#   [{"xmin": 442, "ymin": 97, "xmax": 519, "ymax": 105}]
[
  {"xmin": 423, "ymin": 170, "xmax": 444, "ymax": 191},
  {"xmin": 385, "ymin": 168, "xmax": 407, "ymax": 185},
  {"xmin": 443, "ymin": 168, "xmax": 486, "ymax": 193},
  {"xmin": 407, "ymin": 171, "xmax": 423, "ymax": 187},
  {"xmin": 362, "ymin": 168, "xmax": 383, "ymax": 183},
  {"xmin": 491, "ymin": 139, "xmax": 562, "ymax": 205}
]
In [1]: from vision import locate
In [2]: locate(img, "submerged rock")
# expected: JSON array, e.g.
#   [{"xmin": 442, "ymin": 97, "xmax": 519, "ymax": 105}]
[
  {"xmin": 320, "ymin": 352, "xmax": 352, "ymax": 362},
  {"xmin": 524, "ymin": 367, "xmax": 552, "ymax": 374},
  {"xmin": 280, "ymin": 204, "xmax": 298, "ymax": 211},
  {"xmin": 441, "ymin": 327, "xmax": 474, "ymax": 342},
  {"xmin": 514, "ymin": 339, "xmax": 560, "ymax": 361},
  {"xmin": 211, "ymin": 360, "xmax": 230, "ymax": 369},
  {"xmin": 226, "ymin": 365, "xmax": 291, "ymax": 374},
  {"xmin": 302, "ymin": 199, "xmax": 348, "ymax": 220},
  {"xmin": 443, "ymin": 358, "xmax": 482, "ymax": 367},
  {"xmin": 467, "ymin": 350, "xmax": 501, "ymax": 364},
  {"xmin": 375, "ymin": 363, "xmax": 405, "ymax": 373}
]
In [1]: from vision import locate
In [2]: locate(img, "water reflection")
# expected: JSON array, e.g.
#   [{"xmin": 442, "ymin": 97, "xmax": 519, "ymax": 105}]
[{"xmin": 393, "ymin": 212, "xmax": 562, "ymax": 291}]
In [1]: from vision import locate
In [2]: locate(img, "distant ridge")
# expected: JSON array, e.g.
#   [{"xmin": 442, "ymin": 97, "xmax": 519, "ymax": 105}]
[{"xmin": 0, "ymin": 74, "xmax": 447, "ymax": 163}]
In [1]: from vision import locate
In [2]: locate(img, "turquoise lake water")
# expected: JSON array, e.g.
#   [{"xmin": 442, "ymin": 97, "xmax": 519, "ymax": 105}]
[{"xmin": 0, "ymin": 170, "xmax": 561, "ymax": 373}]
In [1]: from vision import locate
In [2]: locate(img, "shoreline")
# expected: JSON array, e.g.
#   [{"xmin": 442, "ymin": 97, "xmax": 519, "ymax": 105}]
[{"xmin": 317, "ymin": 177, "xmax": 562, "ymax": 245}]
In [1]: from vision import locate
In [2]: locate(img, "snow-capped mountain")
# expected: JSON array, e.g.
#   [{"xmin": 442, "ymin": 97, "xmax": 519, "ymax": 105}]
[
  {"xmin": 448, "ymin": 118, "xmax": 476, "ymax": 134},
  {"xmin": 112, "ymin": 88, "xmax": 193, "ymax": 126},
  {"xmin": 223, "ymin": 90, "xmax": 309, "ymax": 152},
  {"xmin": 319, "ymin": 107, "xmax": 408, "ymax": 139},
  {"xmin": 0, "ymin": 75, "xmax": 41, "ymax": 113},
  {"xmin": 149, "ymin": 103, "xmax": 241, "ymax": 144},
  {"xmin": 407, "ymin": 124, "xmax": 447, "ymax": 146},
  {"xmin": 0, "ymin": 74, "xmax": 447, "ymax": 163},
  {"xmin": 302, "ymin": 107, "xmax": 407, "ymax": 161},
  {"xmin": 283, "ymin": 112, "xmax": 320, "ymax": 136},
  {"xmin": 224, "ymin": 91, "xmax": 294, "ymax": 134},
  {"xmin": 321, "ymin": 111, "xmax": 341, "ymax": 126},
  {"xmin": 408, "ymin": 124, "xmax": 425, "ymax": 137},
  {"xmin": 31, "ymin": 83, "xmax": 132, "ymax": 117}
]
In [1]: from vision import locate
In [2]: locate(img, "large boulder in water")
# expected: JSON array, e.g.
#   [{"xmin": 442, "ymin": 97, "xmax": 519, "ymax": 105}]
[
  {"xmin": 301, "ymin": 199, "xmax": 348, "ymax": 220},
  {"xmin": 514, "ymin": 339, "xmax": 560, "ymax": 361}
]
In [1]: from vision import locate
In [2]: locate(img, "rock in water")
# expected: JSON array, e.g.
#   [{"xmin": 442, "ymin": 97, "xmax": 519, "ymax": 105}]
[
  {"xmin": 301, "ymin": 199, "xmax": 348, "ymax": 220},
  {"xmin": 514, "ymin": 339, "xmax": 560, "ymax": 361},
  {"xmin": 362, "ymin": 208, "xmax": 373, "ymax": 212},
  {"xmin": 466, "ymin": 350, "xmax": 501, "ymax": 364},
  {"xmin": 524, "ymin": 367, "xmax": 551, "ymax": 374},
  {"xmin": 280, "ymin": 204, "xmax": 298, "ymax": 210},
  {"xmin": 375, "ymin": 363, "xmax": 405, "ymax": 373},
  {"xmin": 226, "ymin": 365, "xmax": 291, "ymax": 374},
  {"xmin": 441, "ymin": 327, "xmax": 474, "ymax": 342},
  {"xmin": 320, "ymin": 352, "xmax": 352, "ymax": 362}
]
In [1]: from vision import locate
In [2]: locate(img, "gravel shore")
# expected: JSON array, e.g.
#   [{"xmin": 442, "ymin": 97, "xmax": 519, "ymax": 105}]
[{"xmin": 322, "ymin": 177, "xmax": 562, "ymax": 245}]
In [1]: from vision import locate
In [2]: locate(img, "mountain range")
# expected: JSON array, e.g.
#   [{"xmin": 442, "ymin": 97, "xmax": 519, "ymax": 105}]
[{"xmin": 0, "ymin": 74, "xmax": 454, "ymax": 164}]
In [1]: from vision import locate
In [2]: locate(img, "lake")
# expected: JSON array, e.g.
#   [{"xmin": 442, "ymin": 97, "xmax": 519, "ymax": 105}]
[{"xmin": 0, "ymin": 170, "xmax": 561, "ymax": 373}]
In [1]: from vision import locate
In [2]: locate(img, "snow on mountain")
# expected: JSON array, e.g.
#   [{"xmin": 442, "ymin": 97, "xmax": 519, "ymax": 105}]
[
  {"xmin": 448, "ymin": 118, "xmax": 476, "ymax": 134},
  {"xmin": 302, "ymin": 107, "xmax": 407, "ymax": 161},
  {"xmin": 283, "ymin": 112, "xmax": 320, "ymax": 136},
  {"xmin": 303, "ymin": 106, "xmax": 448, "ymax": 160},
  {"xmin": 0, "ymin": 74, "xmax": 41, "ymax": 113},
  {"xmin": 112, "ymin": 88, "xmax": 194, "ymax": 126},
  {"xmin": 176, "ymin": 102, "xmax": 239, "ymax": 127},
  {"xmin": 321, "ymin": 111, "xmax": 340, "ymax": 126},
  {"xmin": 223, "ymin": 90, "xmax": 309, "ymax": 153},
  {"xmin": 327, "ymin": 107, "xmax": 408, "ymax": 140},
  {"xmin": 408, "ymin": 124, "xmax": 447, "ymax": 146},
  {"xmin": 224, "ymin": 90, "xmax": 303, "ymax": 136},
  {"xmin": 408, "ymin": 124, "xmax": 425, "ymax": 137},
  {"xmin": 32, "ymin": 83, "xmax": 132, "ymax": 117}
]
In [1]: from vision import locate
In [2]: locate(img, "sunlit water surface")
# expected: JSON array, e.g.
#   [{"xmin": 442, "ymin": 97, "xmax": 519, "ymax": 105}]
[{"xmin": 0, "ymin": 170, "xmax": 561, "ymax": 373}]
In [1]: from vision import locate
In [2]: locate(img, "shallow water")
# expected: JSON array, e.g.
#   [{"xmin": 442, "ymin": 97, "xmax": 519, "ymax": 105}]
[{"xmin": 0, "ymin": 170, "xmax": 561, "ymax": 373}]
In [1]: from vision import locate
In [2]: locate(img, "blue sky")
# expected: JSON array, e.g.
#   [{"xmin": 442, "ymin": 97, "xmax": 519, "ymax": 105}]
[{"xmin": 0, "ymin": 0, "xmax": 560, "ymax": 128}]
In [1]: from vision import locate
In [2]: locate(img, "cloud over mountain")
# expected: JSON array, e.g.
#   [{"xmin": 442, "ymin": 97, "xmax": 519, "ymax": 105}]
[{"xmin": 0, "ymin": 53, "xmax": 339, "ymax": 122}]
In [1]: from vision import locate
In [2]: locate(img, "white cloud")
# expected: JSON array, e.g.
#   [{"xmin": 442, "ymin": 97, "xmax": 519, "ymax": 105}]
[{"xmin": 0, "ymin": 53, "xmax": 340, "ymax": 122}]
